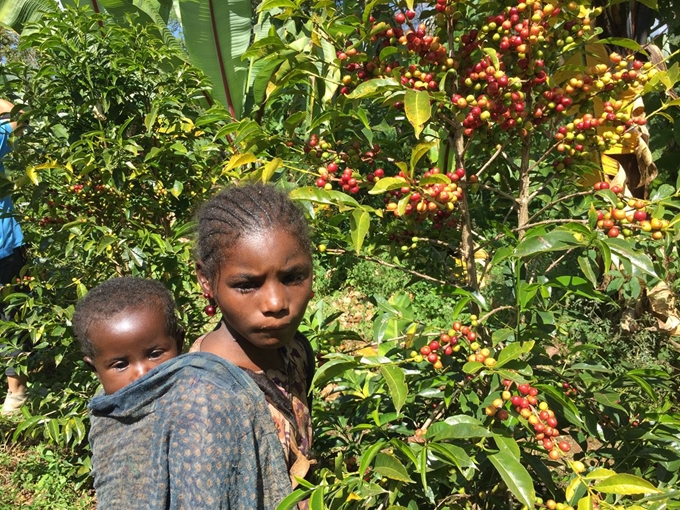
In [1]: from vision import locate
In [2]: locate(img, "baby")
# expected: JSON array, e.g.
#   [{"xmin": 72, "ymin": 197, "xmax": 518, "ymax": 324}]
[{"xmin": 73, "ymin": 277, "xmax": 291, "ymax": 510}]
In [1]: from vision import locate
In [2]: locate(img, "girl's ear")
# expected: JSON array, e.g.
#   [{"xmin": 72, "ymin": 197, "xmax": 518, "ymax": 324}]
[{"xmin": 196, "ymin": 261, "xmax": 214, "ymax": 296}]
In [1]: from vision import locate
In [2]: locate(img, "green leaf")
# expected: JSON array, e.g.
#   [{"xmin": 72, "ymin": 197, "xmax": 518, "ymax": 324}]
[
  {"xmin": 593, "ymin": 391, "xmax": 627, "ymax": 412},
  {"xmin": 96, "ymin": 235, "xmax": 118, "ymax": 254},
  {"xmin": 605, "ymin": 237, "xmax": 658, "ymax": 278},
  {"xmin": 650, "ymin": 184, "xmax": 675, "ymax": 201},
  {"xmin": 594, "ymin": 38, "xmax": 645, "ymax": 52},
  {"xmin": 380, "ymin": 365, "xmax": 407, "ymax": 414},
  {"xmin": 404, "ymin": 89, "xmax": 431, "ymax": 139},
  {"xmin": 373, "ymin": 452, "xmax": 414, "ymax": 483},
  {"xmin": 276, "ymin": 488, "xmax": 312, "ymax": 510},
  {"xmin": 428, "ymin": 416, "xmax": 494, "ymax": 440},
  {"xmin": 578, "ymin": 254, "xmax": 598, "ymax": 287},
  {"xmin": 311, "ymin": 355, "xmax": 357, "ymax": 388},
  {"xmin": 593, "ymin": 239, "xmax": 611, "ymax": 275},
  {"xmin": 429, "ymin": 443, "xmax": 475, "ymax": 471},
  {"xmin": 410, "ymin": 142, "xmax": 436, "ymax": 176},
  {"xmin": 549, "ymin": 275, "xmax": 607, "ymax": 301},
  {"xmin": 346, "ymin": 78, "xmax": 400, "ymax": 99},
  {"xmin": 496, "ymin": 341, "xmax": 534, "ymax": 368},
  {"xmin": 261, "ymin": 158, "xmax": 282, "ymax": 182},
  {"xmin": 0, "ymin": 0, "xmax": 56, "ymax": 32},
  {"xmin": 482, "ymin": 47, "xmax": 500, "ymax": 69},
  {"xmin": 514, "ymin": 230, "xmax": 583, "ymax": 258},
  {"xmin": 492, "ymin": 328, "xmax": 514, "ymax": 346},
  {"xmin": 169, "ymin": 180, "xmax": 183, "ymax": 198},
  {"xmin": 259, "ymin": 0, "xmax": 295, "ymax": 10},
  {"xmin": 368, "ymin": 177, "xmax": 408, "ymax": 195},
  {"xmin": 419, "ymin": 174, "xmax": 450, "ymax": 185},
  {"xmin": 289, "ymin": 187, "xmax": 360, "ymax": 208},
  {"xmin": 577, "ymin": 494, "xmax": 594, "ymax": 510},
  {"xmin": 359, "ymin": 440, "xmax": 387, "ymax": 478},
  {"xmin": 350, "ymin": 209, "xmax": 370, "ymax": 254},
  {"xmin": 225, "ymin": 152, "xmax": 257, "ymax": 171},
  {"xmin": 488, "ymin": 450, "xmax": 535, "ymax": 508},
  {"xmin": 309, "ymin": 486, "xmax": 326, "ymax": 509},
  {"xmin": 178, "ymin": 0, "xmax": 252, "ymax": 118},
  {"xmin": 583, "ymin": 468, "xmax": 617, "ymax": 480},
  {"xmin": 463, "ymin": 361, "xmax": 484, "ymax": 374},
  {"xmin": 592, "ymin": 474, "xmax": 662, "ymax": 495},
  {"xmin": 535, "ymin": 383, "xmax": 584, "ymax": 428}
]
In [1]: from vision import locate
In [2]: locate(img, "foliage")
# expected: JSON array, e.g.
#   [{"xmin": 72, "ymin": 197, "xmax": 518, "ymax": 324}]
[
  {"xmin": 1, "ymin": 6, "xmax": 231, "ymax": 459},
  {"xmin": 0, "ymin": 0, "xmax": 257, "ymax": 119},
  {"xmin": 1, "ymin": 0, "xmax": 680, "ymax": 509}
]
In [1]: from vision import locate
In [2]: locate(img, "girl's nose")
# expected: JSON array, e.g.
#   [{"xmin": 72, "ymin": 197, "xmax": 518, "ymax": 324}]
[{"xmin": 262, "ymin": 283, "xmax": 288, "ymax": 314}]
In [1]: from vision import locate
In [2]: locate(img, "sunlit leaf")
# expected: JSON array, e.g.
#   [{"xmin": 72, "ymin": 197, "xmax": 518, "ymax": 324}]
[{"xmin": 404, "ymin": 89, "xmax": 431, "ymax": 139}]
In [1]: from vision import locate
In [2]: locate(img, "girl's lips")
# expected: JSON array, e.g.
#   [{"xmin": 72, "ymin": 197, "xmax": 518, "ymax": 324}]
[{"xmin": 257, "ymin": 323, "xmax": 293, "ymax": 333}]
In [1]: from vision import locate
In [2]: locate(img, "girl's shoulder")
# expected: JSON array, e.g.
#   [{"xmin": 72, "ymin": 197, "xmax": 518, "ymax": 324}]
[{"xmin": 188, "ymin": 333, "xmax": 207, "ymax": 353}]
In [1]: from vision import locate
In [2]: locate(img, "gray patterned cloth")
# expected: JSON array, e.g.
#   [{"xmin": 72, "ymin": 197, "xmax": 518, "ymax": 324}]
[{"xmin": 88, "ymin": 352, "xmax": 291, "ymax": 509}]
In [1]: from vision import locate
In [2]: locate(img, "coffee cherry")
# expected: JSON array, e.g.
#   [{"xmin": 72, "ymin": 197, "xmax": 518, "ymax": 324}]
[
  {"xmin": 558, "ymin": 441, "xmax": 571, "ymax": 452},
  {"xmin": 572, "ymin": 460, "xmax": 586, "ymax": 473}
]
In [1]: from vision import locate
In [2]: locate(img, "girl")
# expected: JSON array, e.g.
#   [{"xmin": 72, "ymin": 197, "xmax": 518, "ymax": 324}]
[{"xmin": 192, "ymin": 183, "xmax": 315, "ymax": 486}]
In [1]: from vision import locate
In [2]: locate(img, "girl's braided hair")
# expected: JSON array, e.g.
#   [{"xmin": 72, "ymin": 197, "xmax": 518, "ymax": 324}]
[{"xmin": 196, "ymin": 183, "xmax": 312, "ymax": 282}]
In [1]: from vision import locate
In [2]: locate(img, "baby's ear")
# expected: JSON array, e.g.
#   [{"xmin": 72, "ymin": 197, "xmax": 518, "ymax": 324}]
[
  {"xmin": 176, "ymin": 327, "xmax": 186, "ymax": 353},
  {"xmin": 83, "ymin": 356, "xmax": 98, "ymax": 373}
]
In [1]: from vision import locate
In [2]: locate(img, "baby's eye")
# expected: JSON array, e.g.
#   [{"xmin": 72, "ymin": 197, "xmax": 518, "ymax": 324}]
[
  {"xmin": 149, "ymin": 349, "xmax": 166, "ymax": 359},
  {"xmin": 111, "ymin": 361, "xmax": 128, "ymax": 371}
]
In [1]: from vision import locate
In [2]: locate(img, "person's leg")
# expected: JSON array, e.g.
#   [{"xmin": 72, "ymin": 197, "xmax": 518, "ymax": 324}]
[
  {"xmin": 2, "ymin": 368, "xmax": 27, "ymax": 414},
  {"xmin": 7, "ymin": 374, "xmax": 27, "ymax": 394},
  {"xmin": 1, "ymin": 247, "xmax": 29, "ymax": 415}
]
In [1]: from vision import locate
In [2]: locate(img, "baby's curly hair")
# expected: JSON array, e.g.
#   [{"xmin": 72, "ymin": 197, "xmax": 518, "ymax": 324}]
[
  {"xmin": 196, "ymin": 182, "xmax": 312, "ymax": 283},
  {"xmin": 73, "ymin": 277, "xmax": 182, "ymax": 360}
]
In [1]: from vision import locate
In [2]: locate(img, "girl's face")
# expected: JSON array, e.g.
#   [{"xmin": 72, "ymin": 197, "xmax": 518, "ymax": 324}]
[{"xmin": 198, "ymin": 230, "xmax": 313, "ymax": 350}]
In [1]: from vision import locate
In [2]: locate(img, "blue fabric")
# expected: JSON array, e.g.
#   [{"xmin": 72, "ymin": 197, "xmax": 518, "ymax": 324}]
[
  {"xmin": 0, "ymin": 121, "xmax": 24, "ymax": 259},
  {"xmin": 88, "ymin": 352, "xmax": 292, "ymax": 510}
]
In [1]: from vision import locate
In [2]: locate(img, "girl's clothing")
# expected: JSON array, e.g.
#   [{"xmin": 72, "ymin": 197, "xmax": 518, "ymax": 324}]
[
  {"xmin": 88, "ymin": 352, "xmax": 291, "ymax": 510},
  {"xmin": 190, "ymin": 332, "xmax": 314, "ymax": 485}
]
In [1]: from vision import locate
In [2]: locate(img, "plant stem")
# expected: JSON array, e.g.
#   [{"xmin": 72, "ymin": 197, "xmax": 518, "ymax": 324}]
[
  {"xmin": 516, "ymin": 135, "xmax": 533, "ymax": 238},
  {"xmin": 452, "ymin": 131, "xmax": 479, "ymax": 292}
]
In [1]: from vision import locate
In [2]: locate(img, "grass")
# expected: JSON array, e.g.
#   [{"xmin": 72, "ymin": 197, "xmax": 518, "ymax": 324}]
[{"xmin": 0, "ymin": 415, "xmax": 95, "ymax": 510}]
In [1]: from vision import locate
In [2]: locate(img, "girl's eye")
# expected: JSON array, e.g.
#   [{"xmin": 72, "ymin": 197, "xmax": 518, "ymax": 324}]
[
  {"xmin": 284, "ymin": 273, "xmax": 307, "ymax": 285},
  {"xmin": 149, "ymin": 350, "xmax": 165, "ymax": 359},
  {"xmin": 111, "ymin": 361, "xmax": 128, "ymax": 370},
  {"xmin": 234, "ymin": 281, "xmax": 259, "ymax": 292}
]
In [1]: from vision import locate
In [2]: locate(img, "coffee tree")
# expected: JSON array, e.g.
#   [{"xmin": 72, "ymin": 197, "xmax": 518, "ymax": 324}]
[
  {"xmin": 227, "ymin": 0, "xmax": 680, "ymax": 507},
  {"xmin": 0, "ymin": 0, "xmax": 678, "ymax": 507},
  {"xmin": 0, "ymin": 8, "xmax": 230, "ymax": 464}
]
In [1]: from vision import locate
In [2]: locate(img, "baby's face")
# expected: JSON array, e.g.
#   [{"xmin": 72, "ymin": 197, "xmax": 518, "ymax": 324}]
[{"xmin": 85, "ymin": 307, "xmax": 180, "ymax": 394}]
